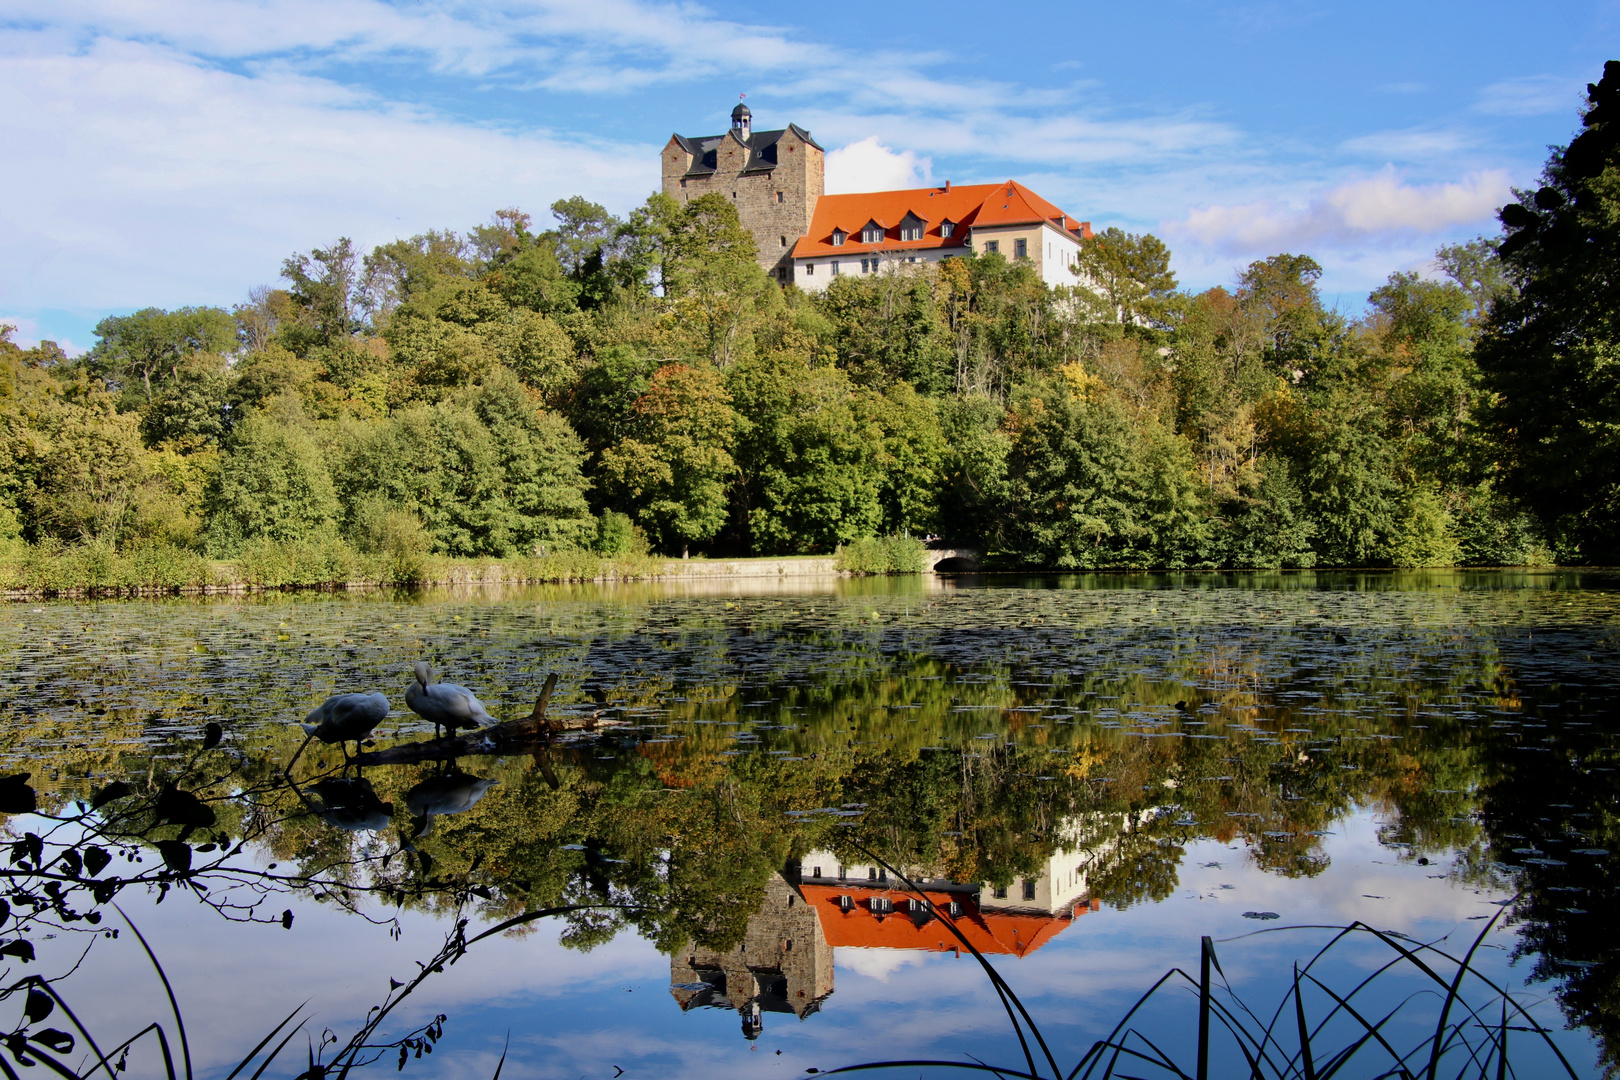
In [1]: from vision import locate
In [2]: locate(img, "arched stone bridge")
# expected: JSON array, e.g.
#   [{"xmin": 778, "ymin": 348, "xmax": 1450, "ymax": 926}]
[{"xmin": 923, "ymin": 547, "xmax": 982, "ymax": 573}]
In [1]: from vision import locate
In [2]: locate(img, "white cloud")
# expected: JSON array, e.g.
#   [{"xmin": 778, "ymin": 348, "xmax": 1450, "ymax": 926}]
[
  {"xmin": 1166, "ymin": 167, "xmax": 1512, "ymax": 254},
  {"xmin": 0, "ymin": 35, "xmax": 655, "ymax": 313},
  {"xmin": 826, "ymin": 136, "xmax": 932, "ymax": 194},
  {"xmin": 1341, "ymin": 128, "xmax": 1476, "ymax": 160},
  {"xmin": 1474, "ymin": 74, "xmax": 1586, "ymax": 118},
  {"xmin": 0, "ymin": 0, "xmax": 1554, "ymax": 320},
  {"xmin": 0, "ymin": 315, "xmax": 40, "ymax": 345},
  {"xmin": 834, "ymin": 946, "xmax": 935, "ymax": 982}
]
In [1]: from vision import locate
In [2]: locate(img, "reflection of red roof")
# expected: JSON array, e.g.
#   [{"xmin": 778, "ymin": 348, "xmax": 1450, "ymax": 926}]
[
  {"xmin": 791, "ymin": 181, "xmax": 1092, "ymax": 259},
  {"xmin": 800, "ymin": 885, "xmax": 1091, "ymax": 957}
]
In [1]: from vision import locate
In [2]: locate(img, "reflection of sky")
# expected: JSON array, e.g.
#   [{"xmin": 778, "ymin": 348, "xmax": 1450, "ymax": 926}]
[{"xmin": 29, "ymin": 810, "xmax": 1599, "ymax": 1080}]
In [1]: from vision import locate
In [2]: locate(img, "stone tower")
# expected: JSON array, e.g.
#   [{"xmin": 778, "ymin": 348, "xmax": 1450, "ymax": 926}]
[
  {"xmin": 667, "ymin": 873, "xmax": 834, "ymax": 1038},
  {"xmin": 661, "ymin": 102, "xmax": 825, "ymax": 281}
]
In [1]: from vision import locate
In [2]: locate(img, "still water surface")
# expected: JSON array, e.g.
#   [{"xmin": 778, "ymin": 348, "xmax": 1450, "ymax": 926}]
[{"xmin": 2, "ymin": 571, "xmax": 1617, "ymax": 1078}]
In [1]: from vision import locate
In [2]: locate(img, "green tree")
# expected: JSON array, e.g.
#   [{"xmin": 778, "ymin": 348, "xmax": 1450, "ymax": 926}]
[
  {"xmin": 1072, "ymin": 227, "xmax": 1178, "ymax": 331},
  {"xmin": 282, "ymin": 238, "xmax": 363, "ymax": 349},
  {"xmin": 727, "ymin": 353, "xmax": 886, "ymax": 553},
  {"xmin": 337, "ymin": 375, "xmax": 591, "ymax": 556},
  {"xmin": 1435, "ymin": 237, "xmax": 1514, "ymax": 323},
  {"xmin": 87, "ymin": 307, "xmax": 236, "ymax": 406},
  {"xmin": 1217, "ymin": 456, "xmax": 1316, "ymax": 568},
  {"xmin": 600, "ymin": 363, "xmax": 737, "ymax": 555},
  {"xmin": 814, "ymin": 272, "xmax": 953, "ymax": 392},
  {"xmin": 1474, "ymin": 60, "xmax": 1620, "ymax": 561},
  {"xmin": 138, "ymin": 352, "xmax": 230, "ymax": 449},
  {"xmin": 206, "ymin": 408, "xmax": 340, "ymax": 552},
  {"xmin": 664, "ymin": 194, "xmax": 770, "ymax": 368},
  {"xmin": 1259, "ymin": 386, "xmax": 1401, "ymax": 566},
  {"xmin": 1238, "ymin": 254, "xmax": 1334, "ymax": 380},
  {"xmin": 998, "ymin": 369, "xmax": 1206, "ymax": 568},
  {"xmin": 861, "ymin": 382, "xmax": 947, "ymax": 536},
  {"xmin": 936, "ymin": 395, "xmax": 1012, "ymax": 546}
]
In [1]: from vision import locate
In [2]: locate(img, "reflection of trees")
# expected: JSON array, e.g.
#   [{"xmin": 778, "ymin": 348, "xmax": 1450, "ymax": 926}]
[
  {"xmin": 8, "ymin": 589, "xmax": 1615, "ymax": 1069},
  {"xmin": 1475, "ymin": 689, "xmax": 1620, "ymax": 1076}
]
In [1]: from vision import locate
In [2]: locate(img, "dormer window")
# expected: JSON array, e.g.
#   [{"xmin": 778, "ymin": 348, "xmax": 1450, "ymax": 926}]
[
  {"xmin": 861, "ymin": 221, "xmax": 885, "ymax": 244},
  {"xmin": 940, "ymin": 220, "xmax": 955, "ymax": 238},
  {"xmin": 899, "ymin": 212, "xmax": 926, "ymax": 242},
  {"xmin": 830, "ymin": 229, "xmax": 846, "ymax": 247}
]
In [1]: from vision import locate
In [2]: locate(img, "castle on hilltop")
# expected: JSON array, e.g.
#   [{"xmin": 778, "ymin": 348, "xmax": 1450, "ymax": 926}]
[{"xmin": 662, "ymin": 102, "xmax": 1092, "ymax": 292}]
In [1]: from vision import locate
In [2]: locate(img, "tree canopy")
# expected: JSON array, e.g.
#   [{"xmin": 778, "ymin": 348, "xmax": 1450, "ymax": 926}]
[{"xmin": 14, "ymin": 64, "xmax": 1620, "ymax": 573}]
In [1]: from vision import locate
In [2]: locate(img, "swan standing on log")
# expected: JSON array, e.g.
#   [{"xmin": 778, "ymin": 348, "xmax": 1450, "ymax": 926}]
[
  {"xmin": 286, "ymin": 691, "xmax": 390, "ymax": 773},
  {"xmin": 405, "ymin": 661, "xmax": 495, "ymax": 738}
]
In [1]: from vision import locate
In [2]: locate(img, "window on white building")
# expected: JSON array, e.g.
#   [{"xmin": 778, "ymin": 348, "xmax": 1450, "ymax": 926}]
[
  {"xmin": 805, "ymin": 263, "xmax": 815, "ymax": 275},
  {"xmin": 831, "ymin": 261, "xmax": 840, "ymax": 276},
  {"xmin": 983, "ymin": 240, "xmax": 999, "ymax": 254},
  {"xmin": 1014, "ymin": 238, "xmax": 1027, "ymax": 259}
]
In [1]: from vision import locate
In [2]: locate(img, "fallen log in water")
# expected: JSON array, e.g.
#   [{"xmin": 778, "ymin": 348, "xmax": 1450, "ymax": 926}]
[{"xmin": 355, "ymin": 674, "xmax": 621, "ymax": 766}]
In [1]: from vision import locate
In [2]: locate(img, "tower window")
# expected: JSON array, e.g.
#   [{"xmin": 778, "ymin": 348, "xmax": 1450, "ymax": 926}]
[
  {"xmin": 777, "ymin": 191, "xmax": 784, "ymax": 203},
  {"xmin": 732, "ymin": 191, "xmax": 737, "ymax": 199},
  {"xmin": 680, "ymin": 179, "xmax": 687, "ymax": 188},
  {"xmin": 1015, "ymin": 238, "xmax": 1028, "ymax": 259},
  {"xmin": 781, "ymin": 236, "xmax": 787, "ymax": 247}
]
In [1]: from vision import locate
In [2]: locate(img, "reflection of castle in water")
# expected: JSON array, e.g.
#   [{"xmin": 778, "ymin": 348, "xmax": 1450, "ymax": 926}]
[{"xmin": 669, "ymin": 842, "xmax": 1103, "ymax": 1038}]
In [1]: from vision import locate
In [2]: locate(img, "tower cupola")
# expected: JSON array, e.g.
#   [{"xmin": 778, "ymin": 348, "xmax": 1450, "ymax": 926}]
[{"xmin": 731, "ymin": 100, "xmax": 752, "ymax": 138}]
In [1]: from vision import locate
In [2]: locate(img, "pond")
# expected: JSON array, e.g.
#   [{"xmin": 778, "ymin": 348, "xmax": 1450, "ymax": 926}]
[{"xmin": 0, "ymin": 570, "xmax": 1617, "ymax": 1080}]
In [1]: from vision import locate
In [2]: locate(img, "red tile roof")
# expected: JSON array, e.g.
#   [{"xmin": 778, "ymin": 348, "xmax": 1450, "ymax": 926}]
[
  {"xmin": 800, "ymin": 884, "xmax": 1093, "ymax": 957},
  {"xmin": 791, "ymin": 181, "xmax": 1091, "ymax": 259}
]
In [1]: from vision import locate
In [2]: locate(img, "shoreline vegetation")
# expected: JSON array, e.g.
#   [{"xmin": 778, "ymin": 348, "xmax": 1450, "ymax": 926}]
[
  {"xmin": 0, "ymin": 535, "xmax": 1593, "ymax": 601},
  {"xmin": 0, "ymin": 534, "xmax": 938, "ymax": 598},
  {"xmin": 4, "ymin": 69, "xmax": 1618, "ymax": 594}
]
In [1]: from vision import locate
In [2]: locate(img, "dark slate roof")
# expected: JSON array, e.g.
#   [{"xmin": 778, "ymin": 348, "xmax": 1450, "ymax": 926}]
[{"xmin": 671, "ymin": 123, "xmax": 823, "ymax": 177}]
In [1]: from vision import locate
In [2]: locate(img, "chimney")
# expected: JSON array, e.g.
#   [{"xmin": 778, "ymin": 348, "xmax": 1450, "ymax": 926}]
[{"xmin": 944, "ymin": 180, "xmax": 950, "ymax": 190}]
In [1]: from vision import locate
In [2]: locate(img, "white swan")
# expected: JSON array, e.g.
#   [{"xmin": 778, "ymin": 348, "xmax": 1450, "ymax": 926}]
[
  {"xmin": 405, "ymin": 661, "xmax": 495, "ymax": 738},
  {"xmin": 287, "ymin": 691, "xmax": 390, "ymax": 772}
]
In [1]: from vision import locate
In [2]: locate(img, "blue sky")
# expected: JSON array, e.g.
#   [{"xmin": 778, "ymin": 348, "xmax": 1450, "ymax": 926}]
[{"xmin": 1, "ymin": 0, "xmax": 1615, "ymax": 353}]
